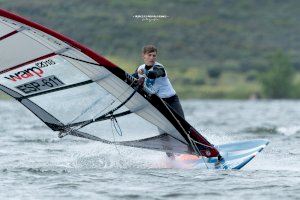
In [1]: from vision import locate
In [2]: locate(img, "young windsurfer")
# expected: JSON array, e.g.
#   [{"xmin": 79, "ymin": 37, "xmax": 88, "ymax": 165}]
[
  {"xmin": 133, "ymin": 45, "xmax": 185, "ymax": 119},
  {"xmin": 133, "ymin": 45, "xmax": 184, "ymax": 159}
]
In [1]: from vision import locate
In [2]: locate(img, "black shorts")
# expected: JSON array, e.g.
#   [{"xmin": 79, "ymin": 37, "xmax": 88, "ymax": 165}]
[{"xmin": 162, "ymin": 94, "xmax": 185, "ymax": 119}]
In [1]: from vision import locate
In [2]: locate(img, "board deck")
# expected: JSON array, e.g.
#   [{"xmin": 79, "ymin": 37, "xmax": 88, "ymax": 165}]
[{"xmin": 173, "ymin": 139, "xmax": 269, "ymax": 169}]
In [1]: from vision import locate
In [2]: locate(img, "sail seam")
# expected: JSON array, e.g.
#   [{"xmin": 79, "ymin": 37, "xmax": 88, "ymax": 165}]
[{"xmin": 16, "ymin": 80, "xmax": 93, "ymax": 100}]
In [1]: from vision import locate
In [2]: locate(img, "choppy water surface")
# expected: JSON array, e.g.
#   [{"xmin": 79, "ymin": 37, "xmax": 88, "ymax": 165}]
[{"xmin": 0, "ymin": 99, "xmax": 299, "ymax": 199}]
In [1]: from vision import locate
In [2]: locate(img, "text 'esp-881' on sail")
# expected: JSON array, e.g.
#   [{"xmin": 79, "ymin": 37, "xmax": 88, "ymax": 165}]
[{"xmin": 0, "ymin": 9, "xmax": 268, "ymax": 170}]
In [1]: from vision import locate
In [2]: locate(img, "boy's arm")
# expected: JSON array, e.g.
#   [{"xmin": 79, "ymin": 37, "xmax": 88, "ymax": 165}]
[
  {"xmin": 131, "ymin": 67, "xmax": 140, "ymax": 78},
  {"xmin": 147, "ymin": 65, "xmax": 166, "ymax": 79},
  {"xmin": 131, "ymin": 71, "xmax": 139, "ymax": 79}
]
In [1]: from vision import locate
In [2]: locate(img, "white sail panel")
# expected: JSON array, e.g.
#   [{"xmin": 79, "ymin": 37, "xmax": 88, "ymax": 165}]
[
  {"xmin": 58, "ymin": 53, "xmax": 111, "ymax": 81},
  {"xmin": 81, "ymin": 113, "xmax": 162, "ymax": 141},
  {"xmin": 23, "ymin": 28, "xmax": 69, "ymax": 52},
  {"xmin": 0, "ymin": 33, "xmax": 52, "ymax": 71},
  {"xmin": 0, "ymin": 55, "xmax": 91, "ymax": 96},
  {"xmin": 1, "ymin": 15, "xmax": 69, "ymax": 52},
  {"xmin": 28, "ymin": 83, "xmax": 118, "ymax": 124},
  {"xmin": 0, "ymin": 21, "xmax": 15, "ymax": 37},
  {"xmin": 0, "ymin": 16, "xmax": 23, "ymax": 30}
]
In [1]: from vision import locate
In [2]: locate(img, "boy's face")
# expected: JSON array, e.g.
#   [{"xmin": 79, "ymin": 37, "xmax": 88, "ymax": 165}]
[{"xmin": 142, "ymin": 51, "xmax": 157, "ymax": 66}]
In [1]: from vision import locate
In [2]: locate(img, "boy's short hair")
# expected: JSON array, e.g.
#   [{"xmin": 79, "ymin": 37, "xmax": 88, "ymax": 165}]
[{"xmin": 142, "ymin": 45, "xmax": 157, "ymax": 54}]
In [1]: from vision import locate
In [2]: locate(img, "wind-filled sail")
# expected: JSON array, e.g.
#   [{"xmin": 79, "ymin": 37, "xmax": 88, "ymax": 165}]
[{"xmin": 0, "ymin": 9, "xmax": 220, "ymax": 158}]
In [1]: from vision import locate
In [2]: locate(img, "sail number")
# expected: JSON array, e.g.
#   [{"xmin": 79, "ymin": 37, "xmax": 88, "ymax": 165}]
[{"xmin": 15, "ymin": 75, "xmax": 65, "ymax": 94}]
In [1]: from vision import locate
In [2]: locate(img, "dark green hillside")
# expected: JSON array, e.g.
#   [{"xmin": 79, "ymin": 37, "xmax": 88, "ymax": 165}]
[{"xmin": 1, "ymin": 0, "xmax": 300, "ymax": 99}]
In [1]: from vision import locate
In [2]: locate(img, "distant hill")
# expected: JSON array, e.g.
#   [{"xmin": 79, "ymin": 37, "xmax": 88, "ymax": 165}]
[
  {"xmin": 2, "ymin": 0, "xmax": 300, "ymax": 71},
  {"xmin": 1, "ymin": 0, "xmax": 300, "ymax": 99}
]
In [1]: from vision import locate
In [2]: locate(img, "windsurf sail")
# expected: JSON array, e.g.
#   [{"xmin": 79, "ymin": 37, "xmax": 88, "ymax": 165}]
[{"xmin": 0, "ymin": 9, "xmax": 220, "ymax": 158}]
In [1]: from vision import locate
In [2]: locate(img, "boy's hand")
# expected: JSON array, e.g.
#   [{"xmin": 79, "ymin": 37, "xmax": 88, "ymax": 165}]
[
  {"xmin": 137, "ymin": 77, "xmax": 145, "ymax": 85},
  {"xmin": 138, "ymin": 69, "xmax": 144, "ymax": 75}
]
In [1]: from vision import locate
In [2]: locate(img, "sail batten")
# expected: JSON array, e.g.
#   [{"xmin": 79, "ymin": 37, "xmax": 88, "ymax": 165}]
[
  {"xmin": 16, "ymin": 80, "xmax": 94, "ymax": 100},
  {"xmin": 0, "ymin": 30, "xmax": 18, "ymax": 41}
]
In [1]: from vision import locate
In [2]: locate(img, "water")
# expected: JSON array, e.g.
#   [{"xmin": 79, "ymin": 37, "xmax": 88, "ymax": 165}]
[{"xmin": 0, "ymin": 99, "xmax": 299, "ymax": 199}]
